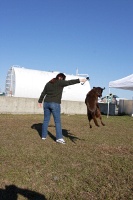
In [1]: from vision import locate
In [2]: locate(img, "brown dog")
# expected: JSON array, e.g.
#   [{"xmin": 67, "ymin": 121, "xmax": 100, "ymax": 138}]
[{"xmin": 85, "ymin": 87, "xmax": 105, "ymax": 128}]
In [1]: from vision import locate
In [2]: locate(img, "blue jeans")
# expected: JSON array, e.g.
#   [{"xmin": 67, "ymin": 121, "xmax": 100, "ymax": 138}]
[{"xmin": 42, "ymin": 102, "xmax": 63, "ymax": 140}]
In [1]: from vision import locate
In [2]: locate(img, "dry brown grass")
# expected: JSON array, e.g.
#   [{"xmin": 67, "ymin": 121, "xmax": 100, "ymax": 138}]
[{"xmin": 0, "ymin": 114, "xmax": 133, "ymax": 200}]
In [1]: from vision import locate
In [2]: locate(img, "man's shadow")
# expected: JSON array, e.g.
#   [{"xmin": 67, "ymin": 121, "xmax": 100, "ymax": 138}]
[
  {"xmin": 62, "ymin": 129, "xmax": 81, "ymax": 143},
  {"xmin": 0, "ymin": 184, "xmax": 46, "ymax": 200},
  {"xmin": 31, "ymin": 123, "xmax": 81, "ymax": 143},
  {"xmin": 31, "ymin": 123, "xmax": 56, "ymax": 141}
]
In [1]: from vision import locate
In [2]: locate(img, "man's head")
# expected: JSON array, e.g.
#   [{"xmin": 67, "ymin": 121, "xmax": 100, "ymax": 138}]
[{"xmin": 56, "ymin": 73, "xmax": 66, "ymax": 80}]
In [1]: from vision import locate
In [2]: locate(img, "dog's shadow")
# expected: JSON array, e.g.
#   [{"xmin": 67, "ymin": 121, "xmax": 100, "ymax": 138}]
[{"xmin": 31, "ymin": 123, "xmax": 80, "ymax": 143}]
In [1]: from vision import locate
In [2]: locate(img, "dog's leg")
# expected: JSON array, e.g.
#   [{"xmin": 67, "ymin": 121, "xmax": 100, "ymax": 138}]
[
  {"xmin": 96, "ymin": 109, "xmax": 105, "ymax": 126},
  {"xmin": 89, "ymin": 121, "xmax": 92, "ymax": 128},
  {"xmin": 98, "ymin": 114, "xmax": 105, "ymax": 126},
  {"xmin": 92, "ymin": 113, "xmax": 99, "ymax": 127},
  {"xmin": 100, "ymin": 116, "xmax": 105, "ymax": 126},
  {"xmin": 87, "ymin": 109, "xmax": 92, "ymax": 128},
  {"xmin": 88, "ymin": 117, "xmax": 92, "ymax": 128}
]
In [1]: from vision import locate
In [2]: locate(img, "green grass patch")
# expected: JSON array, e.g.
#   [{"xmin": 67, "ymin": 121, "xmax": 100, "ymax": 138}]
[{"xmin": 0, "ymin": 114, "xmax": 133, "ymax": 199}]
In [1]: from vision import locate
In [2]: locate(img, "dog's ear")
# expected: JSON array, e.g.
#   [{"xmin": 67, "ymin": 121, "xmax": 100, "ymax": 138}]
[
  {"xmin": 103, "ymin": 87, "xmax": 105, "ymax": 90},
  {"xmin": 93, "ymin": 87, "xmax": 96, "ymax": 89}
]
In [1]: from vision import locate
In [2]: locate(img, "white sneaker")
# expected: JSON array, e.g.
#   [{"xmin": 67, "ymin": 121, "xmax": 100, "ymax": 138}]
[
  {"xmin": 42, "ymin": 138, "xmax": 46, "ymax": 140},
  {"xmin": 56, "ymin": 138, "xmax": 66, "ymax": 144}
]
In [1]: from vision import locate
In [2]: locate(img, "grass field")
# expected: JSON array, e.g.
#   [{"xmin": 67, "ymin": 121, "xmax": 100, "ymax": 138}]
[{"xmin": 0, "ymin": 114, "xmax": 133, "ymax": 200}]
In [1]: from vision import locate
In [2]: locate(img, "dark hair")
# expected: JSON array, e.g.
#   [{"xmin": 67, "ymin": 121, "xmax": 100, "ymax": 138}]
[
  {"xmin": 49, "ymin": 73, "xmax": 66, "ymax": 83},
  {"xmin": 56, "ymin": 73, "xmax": 66, "ymax": 80}
]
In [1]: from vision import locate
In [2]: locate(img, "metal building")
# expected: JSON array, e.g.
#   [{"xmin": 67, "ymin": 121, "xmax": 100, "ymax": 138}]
[{"xmin": 5, "ymin": 66, "xmax": 91, "ymax": 102}]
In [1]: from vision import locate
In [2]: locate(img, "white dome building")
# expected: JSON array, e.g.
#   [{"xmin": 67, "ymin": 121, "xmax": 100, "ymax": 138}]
[{"xmin": 5, "ymin": 66, "xmax": 91, "ymax": 102}]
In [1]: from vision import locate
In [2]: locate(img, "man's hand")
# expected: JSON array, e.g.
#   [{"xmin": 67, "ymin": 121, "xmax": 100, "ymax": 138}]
[
  {"xmin": 80, "ymin": 77, "xmax": 89, "ymax": 85},
  {"xmin": 38, "ymin": 103, "xmax": 42, "ymax": 108},
  {"xmin": 80, "ymin": 78, "xmax": 87, "ymax": 83}
]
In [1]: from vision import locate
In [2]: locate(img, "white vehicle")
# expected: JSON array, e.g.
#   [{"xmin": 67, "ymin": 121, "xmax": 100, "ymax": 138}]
[{"xmin": 99, "ymin": 94, "xmax": 127, "ymax": 106}]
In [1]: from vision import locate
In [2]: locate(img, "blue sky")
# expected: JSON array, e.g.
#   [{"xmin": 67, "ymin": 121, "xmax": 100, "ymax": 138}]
[{"xmin": 0, "ymin": 0, "xmax": 133, "ymax": 99}]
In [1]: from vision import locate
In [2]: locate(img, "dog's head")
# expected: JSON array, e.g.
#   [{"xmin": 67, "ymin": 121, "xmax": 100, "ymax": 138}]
[{"xmin": 93, "ymin": 87, "xmax": 105, "ymax": 97}]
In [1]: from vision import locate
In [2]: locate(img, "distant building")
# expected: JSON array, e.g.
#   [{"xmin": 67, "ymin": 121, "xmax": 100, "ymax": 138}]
[
  {"xmin": 5, "ymin": 66, "xmax": 91, "ymax": 102},
  {"xmin": 0, "ymin": 92, "xmax": 5, "ymax": 96}
]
